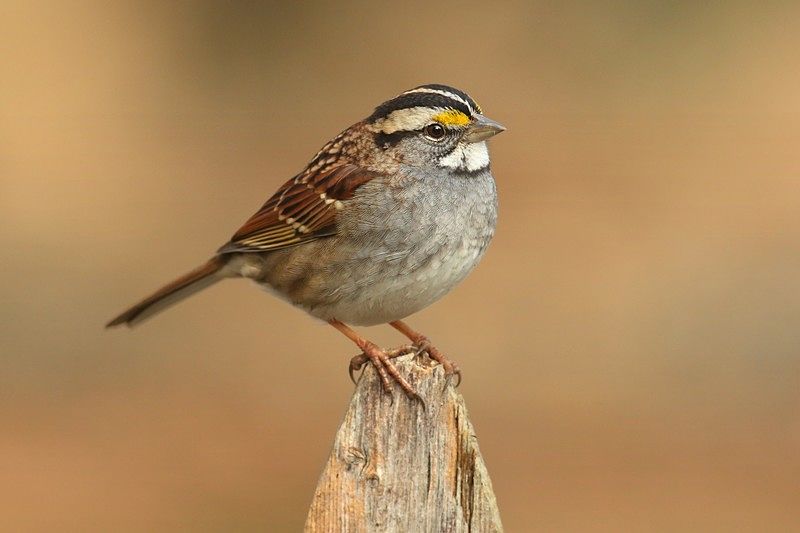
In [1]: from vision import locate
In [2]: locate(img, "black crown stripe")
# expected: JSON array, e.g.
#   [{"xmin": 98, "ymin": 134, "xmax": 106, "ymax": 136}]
[
  {"xmin": 368, "ymin": 92, "xmax": 473, "ymax": 123},
  {"xmin": 412, "ymin": 84, "xmax": 481, "ymax": 113}
]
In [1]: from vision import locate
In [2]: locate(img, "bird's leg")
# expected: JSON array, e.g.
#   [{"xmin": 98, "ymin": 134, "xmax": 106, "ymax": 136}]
[
  {"xmin": 389, "ymin": 320, "xmax": 461, "ymax": 385},
  {"xmin": 328, "ymin": 319, "xmax": 419, "ymax": 399}
]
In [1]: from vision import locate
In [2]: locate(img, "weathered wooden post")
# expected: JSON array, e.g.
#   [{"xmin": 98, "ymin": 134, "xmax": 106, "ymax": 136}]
[{"xmin": 305, "ymin": 352, "xmax": 503, "ymax": 532}]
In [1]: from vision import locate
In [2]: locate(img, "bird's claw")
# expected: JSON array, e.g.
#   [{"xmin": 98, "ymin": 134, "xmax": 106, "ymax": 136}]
[{"xmin": 347, "ymin": 344, "xmax": 418, "ymax": 401}]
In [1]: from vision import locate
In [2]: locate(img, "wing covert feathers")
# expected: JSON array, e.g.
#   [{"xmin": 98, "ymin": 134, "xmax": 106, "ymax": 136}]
[{"xmin": 219, "ymin": 163, "xmax": 378, "ymax": 254}]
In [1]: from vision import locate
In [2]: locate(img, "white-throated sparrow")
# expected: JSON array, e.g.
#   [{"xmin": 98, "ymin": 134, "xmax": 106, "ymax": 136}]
[{"xmin": 107, "ymin": 84, "xmax": 505, "ymax": 398}]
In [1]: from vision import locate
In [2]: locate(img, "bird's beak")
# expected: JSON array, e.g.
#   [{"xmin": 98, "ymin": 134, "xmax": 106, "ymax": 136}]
[{"xmin": 463, "ymin": 114, "xmax": 506, "ymax": 143}]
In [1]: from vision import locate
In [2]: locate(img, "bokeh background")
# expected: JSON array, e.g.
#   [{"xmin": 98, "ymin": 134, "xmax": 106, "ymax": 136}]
[{"xmin": 3, "ymin": 1, "xmax": 800, "ymax": 531}]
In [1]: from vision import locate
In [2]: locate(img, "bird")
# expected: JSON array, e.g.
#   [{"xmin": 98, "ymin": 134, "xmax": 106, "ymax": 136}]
[{"xmin": 106, "ymin": 84, "xmax": 505, "ymax": 398}]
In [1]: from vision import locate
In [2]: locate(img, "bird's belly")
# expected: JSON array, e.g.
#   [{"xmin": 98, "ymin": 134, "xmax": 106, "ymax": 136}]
[{"xmin": 315, "ymin": 239, "xmax": 487, "ymax": 326}]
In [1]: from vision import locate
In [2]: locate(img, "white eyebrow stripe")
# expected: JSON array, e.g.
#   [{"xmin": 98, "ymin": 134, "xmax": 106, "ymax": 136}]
[
  {"xmin": 374, "ymin": 106, "xmax": 445, "ymax": 134},
  {"xmin": 401, "ymin": 87, "xmax": 474, "ymax": 115}
]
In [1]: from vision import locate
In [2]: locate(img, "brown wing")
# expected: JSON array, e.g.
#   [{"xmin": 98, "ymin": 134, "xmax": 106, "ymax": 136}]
[{"xmin": 218, "ymin": 163, "xmax": 378, "ymax": 254}]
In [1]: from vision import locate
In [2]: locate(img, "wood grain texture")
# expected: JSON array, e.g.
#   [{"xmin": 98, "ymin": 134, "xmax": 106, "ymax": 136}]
[{"xmin": 305, "ymin": 353, "xmax": 503, "ymax": 532}]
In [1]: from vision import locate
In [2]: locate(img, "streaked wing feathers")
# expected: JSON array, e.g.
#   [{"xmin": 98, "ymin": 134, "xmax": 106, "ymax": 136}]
[{"xmin": 218, "ymin": 163, "xmax": 378, "ymax": 253}]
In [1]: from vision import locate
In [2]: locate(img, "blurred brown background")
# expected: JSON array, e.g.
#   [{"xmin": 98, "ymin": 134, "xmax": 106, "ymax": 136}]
[{"xmin": 2, "ymin": 1, "xmax": 800, "ymax": 531}]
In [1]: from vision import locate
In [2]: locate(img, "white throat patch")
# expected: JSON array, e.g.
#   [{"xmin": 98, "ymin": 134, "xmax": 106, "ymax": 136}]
[{"xmin": 439, "ymin": 141, "xmax": 490, "ymax": 172}]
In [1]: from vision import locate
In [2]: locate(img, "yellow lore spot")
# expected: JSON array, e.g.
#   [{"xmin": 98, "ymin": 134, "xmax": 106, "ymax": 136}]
[{"xmin": 432, "ymin": 109, "xmax": 470, "ymax": 127}]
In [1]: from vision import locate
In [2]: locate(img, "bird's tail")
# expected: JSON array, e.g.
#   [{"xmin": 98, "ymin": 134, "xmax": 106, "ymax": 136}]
[{"xmin": 106, "ymin": 256, "xmax": 228, "ymax": 327}]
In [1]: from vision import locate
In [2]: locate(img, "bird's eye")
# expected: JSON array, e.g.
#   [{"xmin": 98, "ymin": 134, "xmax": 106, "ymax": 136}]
[{"xmin": 423, "ymin": 123, "xmax": 446, "ymax": 141}]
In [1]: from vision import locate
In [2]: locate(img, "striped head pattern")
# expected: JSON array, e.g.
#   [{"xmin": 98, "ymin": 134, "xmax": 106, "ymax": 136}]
[{"xmin": 367, "ymin": 84, "xmax": 504, "ymax": 174}]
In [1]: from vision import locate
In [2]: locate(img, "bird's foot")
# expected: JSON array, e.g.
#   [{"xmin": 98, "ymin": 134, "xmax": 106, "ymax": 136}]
[
  {"xmin": 411, "ymin": 336, "xmax": 462, "ymax": 387},
  {"xmin": 348, "ymin": 344, "xmax": 415, "ymax": 383},
  {"xmin": 348, "ymin": 342, "xmax": 420, "ymax": 401},
  {"xmin": 388, "ymin": 320, "xmax": 462, "ymax": 386}
]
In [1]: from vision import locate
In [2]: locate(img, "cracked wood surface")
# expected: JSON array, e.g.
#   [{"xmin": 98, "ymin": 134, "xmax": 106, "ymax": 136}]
[{"xmin": 304, "ymin": 352, "xmax": 503, "ymax": 532}]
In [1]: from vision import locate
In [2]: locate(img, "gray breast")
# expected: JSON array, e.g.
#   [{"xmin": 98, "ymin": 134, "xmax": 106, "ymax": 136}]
[{"xmin": 253, "ymin": 169, "xmax": 498, "ymax": 326}]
